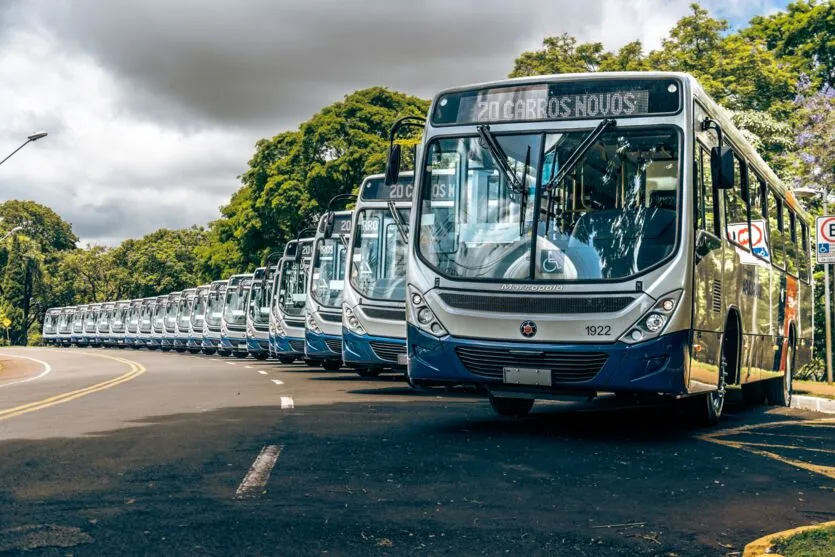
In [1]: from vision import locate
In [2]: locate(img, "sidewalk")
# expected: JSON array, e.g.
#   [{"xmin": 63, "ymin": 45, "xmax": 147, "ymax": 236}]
[{"xmin": 792, "ymin": 380, "xmax": 835, "ymax": 414}]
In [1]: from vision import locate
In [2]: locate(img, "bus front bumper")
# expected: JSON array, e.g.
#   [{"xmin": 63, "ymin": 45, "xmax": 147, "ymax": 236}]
[
  {"xmin": 305, "ymin": 330, "xmax": 342, "ymax": 362},
  {"xmin": 247, "ymin": 338, "xmax": 270, "ymax": 356},
  {"xmin": 220, "ymin": 335, "xmax": 248, "ymax": 354},
  {"xmin": 406, "ymin": 325, "xmax": 689, "ymax": 395},
  {"xmin": 274, "ymin": 335, "xmax": 306, "ymax": 357},
  {"xmin": 342, "ymin": 329, "xmax": 406, "ymax": 369}
]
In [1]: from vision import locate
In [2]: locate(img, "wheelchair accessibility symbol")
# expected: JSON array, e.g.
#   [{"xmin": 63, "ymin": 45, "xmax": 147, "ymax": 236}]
[{"xmin": 541, "ymin": 250, "xmax": 565, "ymax": 274}]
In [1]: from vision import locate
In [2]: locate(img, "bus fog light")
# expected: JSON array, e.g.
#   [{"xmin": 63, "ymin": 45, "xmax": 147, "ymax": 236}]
[
  {"xmin": 411, "ymin": 293, "xmax": 423, "ymax": 306},
  {"xmin": 645, "ymin": 314, "xmax": 665, "ymax": 332},
  {"xmin": 417, "ymin": 308, "xmax": 433, "ymax": 325},
  {"xmin": 630, "ymin": 330, "xmax": 643, "ymax": 342},
  {"xmin": 430, "ymin": 323, "xmax": 444, "ymax": 335},
  {"xmin": 661, "ymin": 299, "xmax": 675, "ymax": 312}
]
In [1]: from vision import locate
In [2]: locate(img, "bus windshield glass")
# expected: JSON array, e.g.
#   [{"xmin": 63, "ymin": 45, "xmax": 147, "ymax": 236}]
[
  {"xmin": 311, "ymin": 238, "xmax": 346, "ymax": 308},
  {"xmin": 165, "ymin": 300, "xmax": 178, "ymax": 328},
  {"xmin": 112, "ymin": 308, "xmax": 127, "ymax": 331},
  {"xmin": 177, "ymin": 297, "xmax": 193, "ymax": 329},
  {"xmin": 140, "ymin": 304, "xmax": 152, "ymax": 330},
  {"xmin": 277, "ymin": 259, "xmax": 307, "ymax": 317},
  {"xmin": 44, "ymin": 313, "xmax": 58, "ymax": 333},
  {"xmin": 418, "ymin": 127, "xmax": 679, "ymax": 281},
  {"xmin": 224, "ymin": 286, "xmax": 248, "ymax": 326},
  {"xmin": 191, "ymin": 293, "xmax": 207, "ymax": 328},
  {"xmin": 206, "ymin": 290, "xmax": 225, "ymax": 327},
  {"xmin": 248, "ymin": 282, "xmax": 270, "ymax": 326},
  {"xmin": 350, "ymin": 208, "xmax": 410, "ymax": 300}
]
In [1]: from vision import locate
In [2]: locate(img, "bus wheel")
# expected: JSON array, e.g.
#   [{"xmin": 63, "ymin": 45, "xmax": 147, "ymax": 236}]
[
  {"xmin": 233, "ymin": 352, "xmax": 248, "ymax": 359},
  {"xmin": 304, "ymin": 359, "xmax": 319, "ymax": 367},
  {"xmin": 693, "ymin": 330, "xmax": 736, "ymax": 426},
  {"xmin": 488, "ymin": 394, "xmax": 534, "ymax": 417},
  {"xmin": 188, "ymin": 349, "xmax": 201, "ymax": 354},
  {"xmin": 160, "ymin": 347, "xmax": 171, "ymax": 352},
  {"xmin": 356, "ymin": 368, "xmax": 380, "ymax": 378},
  {"xmin": 766, "ymin": 341, "xmax": 793, "ymax": 407},
  {"xmin": 254, "ymin": 353, "xmax": 269, "ymax": 361},
  {"xmin": 202, "ymin": 348, "xmax": 216, "ymax": 355},
  {"xmin": 278, "ymin": 355, "xmax": 295, "ymax": 364},
  {"xmin": 321, "ymin": 360, "xmax": 341, "ymax": 371},
  {"xmin": 217, "ymin": 349, "xmax": 232, "ymax": 357}
]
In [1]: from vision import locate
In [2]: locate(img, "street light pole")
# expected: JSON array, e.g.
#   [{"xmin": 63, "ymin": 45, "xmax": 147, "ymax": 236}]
[
  {"xmin": 0, "ymin": 132, "xmax": 48, "ymax": 168},
  {"xmin": 825, "ymin": 188, "xmax": 834, "ymax": 385}
]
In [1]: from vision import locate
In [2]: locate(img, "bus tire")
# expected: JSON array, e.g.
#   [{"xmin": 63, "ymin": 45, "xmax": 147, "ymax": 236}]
[
  {"xmin": 278, "ymin": 355, "xmax": 295, "ymax": 364},
  {"xmin": 217, "ymin": 349, "xmax": 232, "ymax": 357},
  {"xmin": 488, "ymin": 394, "xmax": 534, "ymax": 417},
  {"xmin": 321, "ymin": 360, "xmax": 341, "ymax": 371},
  {"xmin": 254, "ymin": 353, "xmax": 269, "ymax": 361},
  {"xmin": 160, "ymin": 347, "xmax": 171, "ymax": 352},
  {"xmin": 202, "ymin": 348, "xmax": 216, "ymax": 355},
  {"xmin": 304, "ymin": 359, "xmax": 319, "ymax": 367},
  {"xmin": 233, "ymin": 352, "xmax": 248, "ymax": 359},
  {"xmin": 356, "ymin": 368, "xmax": 380, "ymax": 378},
  {"xmin": 766, "ymin": 341, "xmax": 793, "ymax": 407},
  {"xmin": 690, "ymin": 317, "xmax": 738, "ymax": 426}
]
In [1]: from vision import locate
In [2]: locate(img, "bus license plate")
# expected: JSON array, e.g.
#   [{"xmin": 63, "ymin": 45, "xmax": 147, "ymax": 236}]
[
  {"xmin": 503, "ymin": 367, "xmax": 552, "ymax": 387},
  {"xmin": 397, "ymin": 353, "xmax": 408, "ymax": 366}
]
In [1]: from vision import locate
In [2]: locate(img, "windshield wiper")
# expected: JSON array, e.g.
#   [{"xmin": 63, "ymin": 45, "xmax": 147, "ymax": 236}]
[
  {"xmin": 476, "ymin": 125, "xmax": 523, "ymax": 194},
  {"xmin": 388, "ymin": 201, "xmax": 409, "ymax": 243},
  {"xmin": 518, "ymin": 146, "xmax": 530, "ymax": 236},
  {"xmin": 544, "ymin": 118, "xmax": 616, "ymax": 193}
]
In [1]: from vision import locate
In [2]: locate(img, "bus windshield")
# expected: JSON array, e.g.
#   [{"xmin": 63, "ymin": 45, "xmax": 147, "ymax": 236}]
[
  {"xmin": 112, "ymin": 308, "xmax": 127, "ymax": 331},
  {"xmin": 224, "ymin": 287, "xmax": 248, "ymax": 326},
  {"xmin": 191, "ymin": 293, "xmax": 207, "ymax": 328},
  {"xmin": 97, "ymin": 310, "xmax": 111, "ymax": 330},
  {"xmin": 277, "ymin": 259, "xmax": 307, "ymax": 317},
  {"xmin": 177, "ymin": 297, "xmax": 193, "ymax": 329},
  {"xmin": 44, "ymin": 313, "xmax": 58, "ymax": 333},
  {"xmin": 418, "ymin": 128, "xmax": 680, "ymax": 281},
  {"xmin": 165, "ymin": 301, "xmax": 178, "ymax": 328},
  {"xmin": 311, "ymin": 238, "xmax": 346, "ymax": 308},
  {"xmin": 248, "ymin": 282, "xmax": 270, "ymax": 326},
  {"xmin": 350, "ymin": 208, "xmax": 409, "ymax": 300},
  {"xmin": 206, "ymin": 290, "xmax": 225, "ymax": 327},
  {"xmin": 153, "ymin": 302, "xmax": 166, "ymax": 329},
  {"xmin": 85, "ymin": 310, "xmax": 97, "ymax": 331},
  {"xmin": 140, "ymin": 304, "xmax": 152, "ymax": 330}
]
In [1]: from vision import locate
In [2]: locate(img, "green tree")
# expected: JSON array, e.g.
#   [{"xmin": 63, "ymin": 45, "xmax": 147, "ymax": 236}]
[
  {"xmin": 201, "ymin": 87, "xmax": 429, "ymax": 276},
  {"xmin": 0, "ymin": 235, "xmax": 45, "ymax": 345},
  {"xmin": 53, "ymin": 245, "xmax": 122, "ymax": 303}
]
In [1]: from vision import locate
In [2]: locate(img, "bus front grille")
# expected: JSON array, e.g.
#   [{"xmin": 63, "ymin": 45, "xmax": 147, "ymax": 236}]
[
  {"xmin": 318, "ymin": 312, "xmax": 342, "ymax": 323},
  {"xmin": 454, "ymin": 346, "xmax": 607, "ymax": 383},
  {"xmin": 289, "ymin": 340, "xmax": 305, "ymax": 352},
  {"xmin": 361, "ymin": 307, "xmax": 405, "ymax": 321},
  {"xmin": 324, "ymin": 339, "xmax": 342, "ymax": 353},
  {"xmin": 370, "ymin": 341, "xmax": 406, "ymax": 362},
  {"xmin": 439, "ymin": 293, "xmax": 635, "ymax": 314}
]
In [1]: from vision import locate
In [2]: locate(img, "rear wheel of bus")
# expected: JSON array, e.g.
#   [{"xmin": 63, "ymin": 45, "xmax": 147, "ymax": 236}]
[{"xmin": 488, "ymin": 393, "xmax": 534, "ymax": 417}]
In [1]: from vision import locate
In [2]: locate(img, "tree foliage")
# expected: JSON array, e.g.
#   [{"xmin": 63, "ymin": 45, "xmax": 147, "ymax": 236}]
[{"xmin": 199, "ymin": 87, "xmax": 429, "ymax": 276}]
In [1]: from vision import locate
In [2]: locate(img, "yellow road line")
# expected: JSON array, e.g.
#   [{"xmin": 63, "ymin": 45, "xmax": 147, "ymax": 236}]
[
  {"xmin": 0, "ymin": 352, "xmax": 146, "ymax": 422},
  {"xmin": 698, "ymin": 417, "xmax": 835, "ymax": 480}
]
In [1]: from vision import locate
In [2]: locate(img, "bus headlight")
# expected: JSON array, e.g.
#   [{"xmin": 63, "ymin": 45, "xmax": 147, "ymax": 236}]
[
  {"xmin": 246, "ymin": 321, "xmax": 256, "ymax": 336},
  {"xmin": 342, "ymin": 304, "xmax": 366, "ymax": 335},
  {"xmin": 407, "ymin": 285, "xmax": 447, "ymax": 337},
  {"xmin": 620, "ymin": 290, "xmax": 682, "ymax": 345},
  {"xmin": 305, "ymin": 310, "xmax": 321, "ymax": 334}
]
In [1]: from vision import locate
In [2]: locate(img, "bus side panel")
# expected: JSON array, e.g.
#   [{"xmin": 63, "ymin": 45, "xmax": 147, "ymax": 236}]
[{"xmin": 796, "ymin": 278, "xmax": 813, "ymax": 370}]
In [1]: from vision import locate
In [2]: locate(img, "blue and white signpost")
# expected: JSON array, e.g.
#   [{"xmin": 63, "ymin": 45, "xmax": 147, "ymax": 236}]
[{"xmin": 816, "ymin": 216, "xmax": 834, "ymax": 384}]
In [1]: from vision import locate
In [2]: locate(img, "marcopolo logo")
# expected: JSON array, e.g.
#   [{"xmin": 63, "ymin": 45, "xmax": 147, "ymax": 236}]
[{"xmin": 520, "ymin": 320, "xmax": 537, "ymax": 338}]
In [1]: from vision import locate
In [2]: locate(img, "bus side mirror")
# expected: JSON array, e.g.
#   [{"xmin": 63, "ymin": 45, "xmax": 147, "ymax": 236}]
[
  {"xmin": 385, "ymin": 144, "xmax": 401, "ymax": 186},
  {"xmin": 710, "ymin": 145, "xmax": 735, "ymax": 190},
  {"xmin": 323, "ymin": 213, "xmax": 335, "ymax": 239}
]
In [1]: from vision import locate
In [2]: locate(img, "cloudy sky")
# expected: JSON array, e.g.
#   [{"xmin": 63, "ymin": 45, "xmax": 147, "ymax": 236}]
[{"xmin": 0, "ymin": 0, "xmax": 789, "ymax": 246}]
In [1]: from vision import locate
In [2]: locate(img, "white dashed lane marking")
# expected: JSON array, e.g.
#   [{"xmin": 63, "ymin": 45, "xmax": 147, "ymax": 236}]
[
  {"xmin": 271, "ymin": 379, "xmax": 284, "ymax": 385},
  {"xmin": 234, "ymin": 445, "xmax": 282, "ymax": 499},
  {"xmin": 257, "ymin": 370, "xmax": 268, "ymax": 375},
  {"xmin": 280, "ymin": 397, "xmax": 294, "ymax": 409}
]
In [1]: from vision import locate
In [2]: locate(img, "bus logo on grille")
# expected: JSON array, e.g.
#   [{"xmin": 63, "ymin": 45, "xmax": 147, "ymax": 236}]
[{"xmin": 520, "ymin": 321, "xmax": 537, "ymax": 338}]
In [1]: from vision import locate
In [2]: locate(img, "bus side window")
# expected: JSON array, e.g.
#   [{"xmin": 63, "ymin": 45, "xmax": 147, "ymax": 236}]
[
  {"xmin": 698, "ymin": 147, "xmax": 716, "ymax": 235},
  {"xmin": 799, "ymin": 221, "xmax": 810, "ymax": 282},
  {"xmin": 724, "ymin": 153, "xmax": 748, "ymax": 249},
  {"xmin": 786, "ymin": 210, "xmax": 798, "ymax": 275},
  {"xmin": 748, "ymin": 173, "xmax": 767, "ymax": 260},
  {"xmin": 768, "ymin": 189, "xmax": 785, "ymax": 269}
]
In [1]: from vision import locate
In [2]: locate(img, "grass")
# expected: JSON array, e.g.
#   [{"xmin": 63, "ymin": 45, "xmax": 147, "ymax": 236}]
[
  {"xmin": 771, "ymin": 525, "xmax": 835, "ymax": 557},
  {"xmin": 794, "ymin": 379, "xmax": 835, "ymax": 400}
]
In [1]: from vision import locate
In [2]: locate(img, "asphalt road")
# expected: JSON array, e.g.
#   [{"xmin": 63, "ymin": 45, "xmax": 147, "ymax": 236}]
[{"xmin": 0, "ymin": 347, "xmax": 832, "ymax": 556}]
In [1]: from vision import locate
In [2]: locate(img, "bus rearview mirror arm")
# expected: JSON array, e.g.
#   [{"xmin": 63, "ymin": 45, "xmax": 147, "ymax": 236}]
[{"xmin": 385, "ymin": 115, "xmax": 426, "ymax": 186}]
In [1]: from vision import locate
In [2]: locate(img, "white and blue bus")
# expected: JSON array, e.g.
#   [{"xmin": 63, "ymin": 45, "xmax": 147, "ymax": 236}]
[
  {"xmin": 341, "ymin": 173, "xmax": 413, "ymax": 377},
  {"xmin": 174, "ymin": 288, "xmax": 197, "ymax": 352},
  {"xmin": 305, "ymin": 210, "xmax": 353, "ymax": 370},
  {"xmin": 84, "ymin": 304, "xmax": 102, "ymax": 347},
  {"xmin": 70, "ymin": 304, "xmax": 88, "ymax": 347},
  {"xmin": 271, "ymin": 238, "xmax": 314, "ymax": 364},
  {"xmin": 386, "ymin": 71, "xmax": 813, "ymax": 424},
  {"xmin": 149, "ymin": 295, "xmax": 168, "ymax": 350},
  {"xmin": 161, "ymin": 292, "xmax": 181, "ymax": 352},
  {"xmin": 56, "ymin": 307, "xmax": 75, "ymax": 346},
  {"xmin": 246, "ymin": 267, "xmax": 272, "ymax": 360},
  {"xmin": 220, "ymin": 274, "xmax": 252, "ymax": 358},
  {"xmin": 188, "ymin": 284, "xmax": 210, "ymax": 354},
  {"xmin": 96, "ymin": 302, "xmax": 115, "ymax": 347},
  {"xmin": 137, "ymin": 297, "xmax": 156, "ymax": 348},
  {"xmin": 202, "ymin": 280, "xmax": 227, "ymax": 355},
  {"xmin": 42, "ymin": 307, "xmax": 61, "ymax": 346},
  {"xmin": 125, "ymin": 299, "xmax": 142, "ymax": 348}
]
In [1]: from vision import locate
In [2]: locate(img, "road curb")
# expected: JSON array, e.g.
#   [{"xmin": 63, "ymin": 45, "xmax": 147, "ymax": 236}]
[
  {"xmin": 791, "ymin": 394, "xmax": 835, "ymax": 414},
  {"xmin": 743, "ymin": 520, "xmax": 835, "ymax": 557}
]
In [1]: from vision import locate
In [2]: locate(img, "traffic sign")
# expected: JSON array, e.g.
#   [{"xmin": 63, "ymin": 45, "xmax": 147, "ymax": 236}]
[{"xmin": 816, "ymin": 216, "xmax": 835, "ymax": 264}]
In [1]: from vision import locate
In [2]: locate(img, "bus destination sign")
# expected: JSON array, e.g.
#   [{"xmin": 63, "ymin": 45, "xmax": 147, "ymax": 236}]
[
  {"xmin": 432, "ymin": 78, "xmax": 680, "ymax": 125},
  {"xmin": 360, "ymin": 176, "xmax": 415, "ymax": 202}
]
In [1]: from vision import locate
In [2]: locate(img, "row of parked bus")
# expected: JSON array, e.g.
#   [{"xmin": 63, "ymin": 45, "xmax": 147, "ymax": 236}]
[
  {"xmin": 41, "ymin": 172, "xmax": 414, "ymax": 376},
  {"xmin": 41, "ymin": 72, "xmax": 813, "ymax": 424}
]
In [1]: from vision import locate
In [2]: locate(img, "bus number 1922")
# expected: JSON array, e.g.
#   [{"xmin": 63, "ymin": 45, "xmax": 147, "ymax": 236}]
[{"xmin": 585, "ymin": 325, "xmax": 611, "ymax": 336}]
